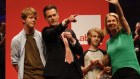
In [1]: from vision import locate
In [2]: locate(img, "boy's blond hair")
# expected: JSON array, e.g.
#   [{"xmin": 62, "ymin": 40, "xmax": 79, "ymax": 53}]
[
  {"xmin": 21, "ymin": 7, "xmax": 38, "ymax": 20},
  {"xmin": 87, "ymin": 28, "xmax": 104, "ymax": 45}
]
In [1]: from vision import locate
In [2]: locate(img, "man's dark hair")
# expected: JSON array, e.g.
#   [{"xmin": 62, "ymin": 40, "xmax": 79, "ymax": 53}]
[{"xmin": 43, "ymin": 4, "xmax": 57, "ymax": 18}]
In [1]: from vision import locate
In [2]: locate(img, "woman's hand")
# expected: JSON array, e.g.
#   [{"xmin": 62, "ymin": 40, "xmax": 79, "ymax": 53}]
[{"xmin": 106, "ymin": 0, "xmax": 118, "ymax": 5}]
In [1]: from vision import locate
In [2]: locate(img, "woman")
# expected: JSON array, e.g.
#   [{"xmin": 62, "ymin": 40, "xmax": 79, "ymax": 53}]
[{"xmin": 104, "ymin": 0, "xmax": 140, "ymax": 79}]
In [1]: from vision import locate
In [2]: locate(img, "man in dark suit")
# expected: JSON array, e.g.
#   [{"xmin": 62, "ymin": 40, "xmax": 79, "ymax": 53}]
[
  {"xmin": 42, "ymin": 4, "xmax": 83, "ymax": 79},
  {"xmin": 133, "ymin": 21, "xmax": 140, "ymax": 65}
]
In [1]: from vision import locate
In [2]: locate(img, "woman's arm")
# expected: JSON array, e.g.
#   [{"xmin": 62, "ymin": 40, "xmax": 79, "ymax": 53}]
[{"xmin": 107, "ymin": 0, "xmax": 131, "ymax": 34}]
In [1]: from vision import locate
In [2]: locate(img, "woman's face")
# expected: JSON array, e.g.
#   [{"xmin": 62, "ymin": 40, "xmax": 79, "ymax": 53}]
[{"xmin": 106, "ymin": 16, "xmax": 118, "ymax": 32}]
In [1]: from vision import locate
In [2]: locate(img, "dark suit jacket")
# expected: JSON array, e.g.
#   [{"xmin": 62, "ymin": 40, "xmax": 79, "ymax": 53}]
[{"xmin": 42, "ymin": 23, "xmax": 83, "ymax": 77}]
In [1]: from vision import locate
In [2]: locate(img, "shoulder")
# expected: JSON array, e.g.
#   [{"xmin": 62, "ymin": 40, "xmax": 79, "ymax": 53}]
[
  {"xmin": 11, "ymin": 30, "xmax": 25, "ymax": 46},
  {"xmin": 83, "ymin": 50, "xmax": 89, "ymax": 56},
  {"xmin": 34, "ymin": 29, "xmax": 44, "ymax": 40},
  {"xmin": 42, "ymin": 26, "xmax": 50, "ymax": 30},
  {"xmin": 79, "ymin": 50, "xmax": 89, "ymax": 59},
  {"xmin": 99, "ymin": 49, "xmax": 107, "ymax": 55},
  {"xmin": 34, "ymin": 29, "xmax": 41, "ymax": 35},
  {"xmin": 12, "ymin": 30, "xmax": 24, "ymax": 42},
  {"xmin": 42, "ymin": 26, "xmax": 53, "ymax": 33}
]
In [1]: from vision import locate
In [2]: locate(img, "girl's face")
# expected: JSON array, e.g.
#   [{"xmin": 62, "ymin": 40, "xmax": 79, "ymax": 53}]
[
  {"xmin": 106, "ymin": 16, "xmax": 118, "ymax": 32},
  {"xmin": 90, "ymin": 31, "xmax": 101, "ymax": 47}
]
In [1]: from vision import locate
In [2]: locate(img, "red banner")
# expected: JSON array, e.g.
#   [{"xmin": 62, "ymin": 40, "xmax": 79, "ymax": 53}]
[{"xmin": 6, "ymin": 0, "xmax": 108, "ymax": 79}]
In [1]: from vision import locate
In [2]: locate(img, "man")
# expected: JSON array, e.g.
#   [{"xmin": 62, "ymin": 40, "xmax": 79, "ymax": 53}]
[
  {"xmin": 0, "ymin": 22, "xmax": 5, "ymax": 79},
  {"xmin": 11, "ymin": 7, "xmax": 46, "ymax": 79},
  {"xmin": 134, "ymin": 21, "xmax": 140, "ymax": 65},
  {"xmin": 42, "ymin": 4, "xmax": 83, "ymax": 79}
]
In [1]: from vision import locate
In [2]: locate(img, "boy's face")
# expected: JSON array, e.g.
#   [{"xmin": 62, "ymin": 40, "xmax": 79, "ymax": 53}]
[
  {"xmin": 22, "ymin": 14, "xmax": 37, "ymax": 28},
  {"xmin": 90, "ymin": 31, "xmax": 101, "ymax": 47}
]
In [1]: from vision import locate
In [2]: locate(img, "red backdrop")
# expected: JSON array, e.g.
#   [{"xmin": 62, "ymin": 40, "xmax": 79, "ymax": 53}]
[{"xmin": 6, "ymin": 0, "xmax": 109, "ymax": 79}]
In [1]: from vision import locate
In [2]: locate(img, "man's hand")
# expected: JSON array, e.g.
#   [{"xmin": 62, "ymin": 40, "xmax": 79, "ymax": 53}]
[
  {"xmin": 64, "ymin": 14, "xmax": 78, "ymax": 24},
  {"xmin": 63, "ymin": 32, "xmax": 76, "ymax": 43}
]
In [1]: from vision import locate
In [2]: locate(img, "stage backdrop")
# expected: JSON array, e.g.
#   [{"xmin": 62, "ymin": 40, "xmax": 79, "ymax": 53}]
[{"xmin": 6, "ymin": 0, "xmax": 109, "ymax": 79}]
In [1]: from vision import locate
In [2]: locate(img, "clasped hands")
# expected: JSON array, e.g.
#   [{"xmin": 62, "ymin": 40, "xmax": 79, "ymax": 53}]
[
  {"xmin": 62, "ymin": 32, "xmax": 76, "ymax": 43},
  {"xmin": 89, "ymin": 59, "xmax": 103, "ymax": 70}
]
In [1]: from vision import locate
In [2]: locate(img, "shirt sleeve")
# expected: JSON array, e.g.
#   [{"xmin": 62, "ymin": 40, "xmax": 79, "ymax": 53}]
[{"xmin": 11, "ymin": 38, "xmax": 20, "ymax": 65}]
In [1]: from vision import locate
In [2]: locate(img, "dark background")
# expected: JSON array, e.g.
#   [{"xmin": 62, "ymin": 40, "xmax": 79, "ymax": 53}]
[
  {"xmin": 0, "ymin": 0, "xmax": 5, "ymax": 79},
  {"xmin": 110, "ymin": 0, "xmax": 140, "ymax": 32},
  {"xmin": 0, "ymin": 0, "xmax": 5, "ymax": 22}
]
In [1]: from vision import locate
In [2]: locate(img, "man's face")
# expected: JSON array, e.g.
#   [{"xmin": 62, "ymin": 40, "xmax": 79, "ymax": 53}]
[
  {"xmin": 22, "ymin": 14, "xmax": 37, "ymax": 28},
  {"xmin": 45, "ymin": 9, "xmax": 59, "ymax": 26},
  {"xmin": 136, "ymin": 23, "xmax": 140, "ymax": 35}
]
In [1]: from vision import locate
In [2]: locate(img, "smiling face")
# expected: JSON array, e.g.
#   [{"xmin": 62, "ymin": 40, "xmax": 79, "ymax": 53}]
[
  {"xmin": 104, "ymin": 13, "xmax": 121, "ymax": 35},
  {"xmin": 106, "ymin": 15, "xmax": 118, "ymax": 32},
  {"xmin": 45, "ymin": 9, "xmax": 59, "ymax": 26}
]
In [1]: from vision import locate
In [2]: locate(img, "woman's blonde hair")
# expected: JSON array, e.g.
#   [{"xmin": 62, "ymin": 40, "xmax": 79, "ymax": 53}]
[
  {"xmin": 87, "ymin": 28, "xmax": 104, "ymax": 45},
  {"xmin": 104, "ymin": 13, "xmax": 121, "ymax": 34}
]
